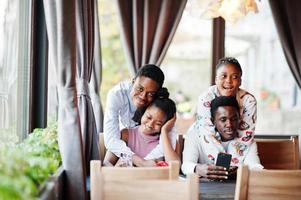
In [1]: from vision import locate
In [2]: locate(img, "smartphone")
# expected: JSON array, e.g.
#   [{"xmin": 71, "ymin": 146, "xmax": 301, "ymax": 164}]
[{"xmin": 216, "ymin": 153, "xmax": 232, "ymax": 170}]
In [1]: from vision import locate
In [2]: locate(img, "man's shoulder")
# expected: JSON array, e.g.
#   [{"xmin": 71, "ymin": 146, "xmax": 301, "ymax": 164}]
[
  {"xmin": 108, "ymin": 81, "xmax": 131, "ymax": 98},
  {"xmin": 110, "ymin": 81, "xmax": 131, "ymax": 93}
]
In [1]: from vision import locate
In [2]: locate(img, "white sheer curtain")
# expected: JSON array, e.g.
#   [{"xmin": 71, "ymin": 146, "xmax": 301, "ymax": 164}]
[{"xmin": 0, "ymin": 0, "xmax": 18, "ymax": 129}]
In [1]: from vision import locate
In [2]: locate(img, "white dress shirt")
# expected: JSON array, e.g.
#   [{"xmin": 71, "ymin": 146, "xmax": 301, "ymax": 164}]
[{"xmin": 103, "ymin": 81, "xmax": 176, "ymax": 159}]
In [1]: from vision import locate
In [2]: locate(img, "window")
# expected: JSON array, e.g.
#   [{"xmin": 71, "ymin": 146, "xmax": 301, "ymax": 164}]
[
  {"xmin": 0, "ymin": 0, "xmax": 32, "ymax": 146},
  {"xmin": 225, "ymin": 1, "xmax": 301, "ymax": 133},
  {"xmin": 162, "ymin": 0, "xmax": 212, "ymax": 134},
  {"xmin": 98, "ymin": 0, "xmax": 130, "ymax": 107}
]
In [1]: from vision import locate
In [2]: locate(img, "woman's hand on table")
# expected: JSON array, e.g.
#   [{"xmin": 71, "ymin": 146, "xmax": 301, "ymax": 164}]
[{"xmin": 132, "ymin": 154, "xmax": 157, "ymax": 167}]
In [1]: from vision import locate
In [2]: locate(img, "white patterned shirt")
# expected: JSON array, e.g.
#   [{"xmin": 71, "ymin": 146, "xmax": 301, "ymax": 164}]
[{"xmin": 182, "ymin": 85, "xmax": 261, "ymax": 174}]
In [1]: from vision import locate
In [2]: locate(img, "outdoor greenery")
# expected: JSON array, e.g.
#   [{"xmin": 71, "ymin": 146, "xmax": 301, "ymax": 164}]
[
  {"xmin": 0, "ymin": 123, "xmax": 61, "ymax": 200},
  {"xmin": 98, "ymin": 0, "xmax": 130, "ymax": 107}
]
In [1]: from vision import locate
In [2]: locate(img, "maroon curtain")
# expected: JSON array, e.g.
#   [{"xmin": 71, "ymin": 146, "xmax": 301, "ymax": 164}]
[
  {"xmin": 269, "ymin": 0, "xmax": 301, "ymax": 88},
  {"xmin": 116, "ymin": 0, "xmax": 187, "ymax": 73}
]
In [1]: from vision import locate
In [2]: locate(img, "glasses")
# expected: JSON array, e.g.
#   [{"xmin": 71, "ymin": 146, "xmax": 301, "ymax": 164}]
[{"xmin": 134, "ymin": 85, "xmax": 156, "ymax": 98}]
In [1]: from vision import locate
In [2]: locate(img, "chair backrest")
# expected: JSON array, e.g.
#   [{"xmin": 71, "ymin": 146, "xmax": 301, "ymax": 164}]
[
  {"xmin": 255, "ymin": 135, "xmax": 300, "ymax": 169},
  {"xmin": 91, "ymin": 160, "xmax": 199, "ymax": 200},
  {"xmin": 99, "ymin": 133, "xmax": 106, "ymax": 162},
  {"xmin": 235, "ymin": 165, "xmax": 301, "ymax": 200},
  {"xmin": 91, "ymin": 160, "xmax": 180, "ymax": 181},
  {"xmin": 177, "ymin": 134, "xmax": 184, "ymax": 163}
]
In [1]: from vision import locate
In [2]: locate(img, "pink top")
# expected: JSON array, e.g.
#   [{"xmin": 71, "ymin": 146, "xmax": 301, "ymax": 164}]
[{"xmin": 127, "ymin": 126, "xmax": 160, "ymax": 158}]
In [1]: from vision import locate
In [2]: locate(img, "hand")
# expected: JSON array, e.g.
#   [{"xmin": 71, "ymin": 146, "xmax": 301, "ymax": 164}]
[
  {"xmin": 115, "ymin": 159, "xmax": 126, "ymax": 167},
  {"xmin": 132, "ymin": 154, "xmax": 157, "ymax": 167},
  {"xmin": 161, "ymin": 114, "xmax": 176, "ymax": 134},
  {"xmin": 141, "ymin": 159, "xmax": 157, "ymax": 167},
  {"xmin": 227, "ymin": 166, "xmax": 238, "ymax": 180},
  {"xmin": 195, "ymin": 164, "xmax": 228, "ymax": 180}
]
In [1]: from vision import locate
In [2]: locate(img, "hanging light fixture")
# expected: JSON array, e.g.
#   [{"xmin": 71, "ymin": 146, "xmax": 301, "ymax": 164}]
[{"xmin": 201, "ymin": 0, "xmax": 259, "ymax": 24}]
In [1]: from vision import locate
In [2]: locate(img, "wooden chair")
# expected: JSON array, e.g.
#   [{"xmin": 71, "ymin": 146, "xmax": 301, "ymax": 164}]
[
  {"xmin": 91, "ymin": 160, "xmax": 180, "ymax": 181},
  {"xmin": 98, "ymin": 132, "xmax": 106, "ymax": 162},
  {"xmin": 255, "ymin": 135, "xmax": 300, "ymax": 169},
  {"xmin": 235, "ymin": 165, "xmax": 301, "ymax": 200},
  {"xmin": 90, "ymin": 160, "xmax": 199, "ymax": 200},
  {"xmin": 176, "ymin": 134, "xmax": 184, "ymax": 163}
]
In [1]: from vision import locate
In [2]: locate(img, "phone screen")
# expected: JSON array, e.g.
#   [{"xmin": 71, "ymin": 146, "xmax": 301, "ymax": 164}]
[{"xmin": 216, "ymin": 153, "xmax": 232, "ymax": 170}]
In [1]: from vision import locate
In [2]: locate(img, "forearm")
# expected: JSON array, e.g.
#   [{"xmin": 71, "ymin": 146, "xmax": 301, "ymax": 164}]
[
  {"xmin": 181, "ymin": 161, "xmax": 198, "ymax": 175},
  {"xmin": 104, "ymin": 134, "xmax": 133, "ymax": 156},
  {"xmin": 103, "ymin": 150, "xmax": 119, "ymax": 166},
  {"xmin": 161, "ymin": 131, "xmax": 180, "ymax": 162},
  {"xmin": 104, "ymin": 115, "xmax": 133, "ymax": 156}
]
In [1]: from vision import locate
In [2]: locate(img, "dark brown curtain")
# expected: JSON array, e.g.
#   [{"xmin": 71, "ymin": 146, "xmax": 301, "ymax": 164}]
[
  {"xmin": 116, "ymin": 0, "xmax": 187, "ymax": 73},
  {"xmin": 76, "ymin": 0, "xmax": 100, "ymax": 179},
  {"xmin": 44, "ymin": 0, "xmax": 101, "ymax": 199},
  {"xmin": 43, "ymin": 0, "xmax": 87, "ymax": 199},
  {"xmin": 90, "ymin": 0, "xmax": 104, "ymax": 134},
  {"xmin": 269, "ymin": 0, "xmax": 301, "ymax": 88}
]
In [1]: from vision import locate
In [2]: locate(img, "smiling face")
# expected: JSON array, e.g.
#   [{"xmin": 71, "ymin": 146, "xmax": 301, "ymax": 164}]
[
  {"xmin": 213, "ymin": 106, "xmax": 239, "ymax": 142},
  {"xmin": 139, "ymin": 105, "xmax": 167, "ymax": 135},
  {"xmin": 215, "ymin": 64, "xmax": 242, "ymax": 96},
  {"xmin": 130, "ymin": 76, "xmax": 160, "ymax": 109}
]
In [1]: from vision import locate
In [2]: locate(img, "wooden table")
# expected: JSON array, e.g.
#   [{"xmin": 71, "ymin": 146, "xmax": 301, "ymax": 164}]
[{"xmin": 199, "ymin": 179, "xmax": 236, "ymax": 200}]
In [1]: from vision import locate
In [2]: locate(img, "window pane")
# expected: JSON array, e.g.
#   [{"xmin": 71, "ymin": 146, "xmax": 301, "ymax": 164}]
[
  {"xmin": 0, "ymin": 0, "xmax": 31, "ymax": 147},
  {"xmin": 98, "ymin": 0, "xmax": 130, "ymax": 107},
  {"xmin": 225, "ymin": 1, "xmax": 301, "ymax": 134},
  {"xmin": 162, "ymin": 0, "xmax": 212, "ymax": 134}
]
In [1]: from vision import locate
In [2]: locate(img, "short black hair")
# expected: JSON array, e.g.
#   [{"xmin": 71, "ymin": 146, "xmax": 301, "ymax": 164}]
[
  {"xmin": 216, "ymin": 57, "xmax": 242, "ymax": 75},
  {"xmin": 210, "ymin": 96, "xmax": 240, "ymax": 119},
  {"xmin": 135, "ymin": 64, "xmax": 165, "ymax": 87}
]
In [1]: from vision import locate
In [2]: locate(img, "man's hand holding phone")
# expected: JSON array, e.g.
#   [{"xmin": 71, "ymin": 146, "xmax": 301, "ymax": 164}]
[
  {"xmin": 195, "ymin": 164, "xmax": 228, "ymax": 180},
  {"xmin": 195, "ymin": 152, "xmax": 233, "ymax": 181}
]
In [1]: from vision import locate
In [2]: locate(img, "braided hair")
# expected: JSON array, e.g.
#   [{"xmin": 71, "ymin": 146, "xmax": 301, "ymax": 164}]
[{"xmin": 216, "ymin": 57, "xmax": 242, "ymax": 76}]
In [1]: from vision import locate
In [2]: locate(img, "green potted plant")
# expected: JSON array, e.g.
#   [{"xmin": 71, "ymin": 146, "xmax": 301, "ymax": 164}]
[{"xmin": 0, "ymin": 123, "xmax": 62, "ymax": 200}]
